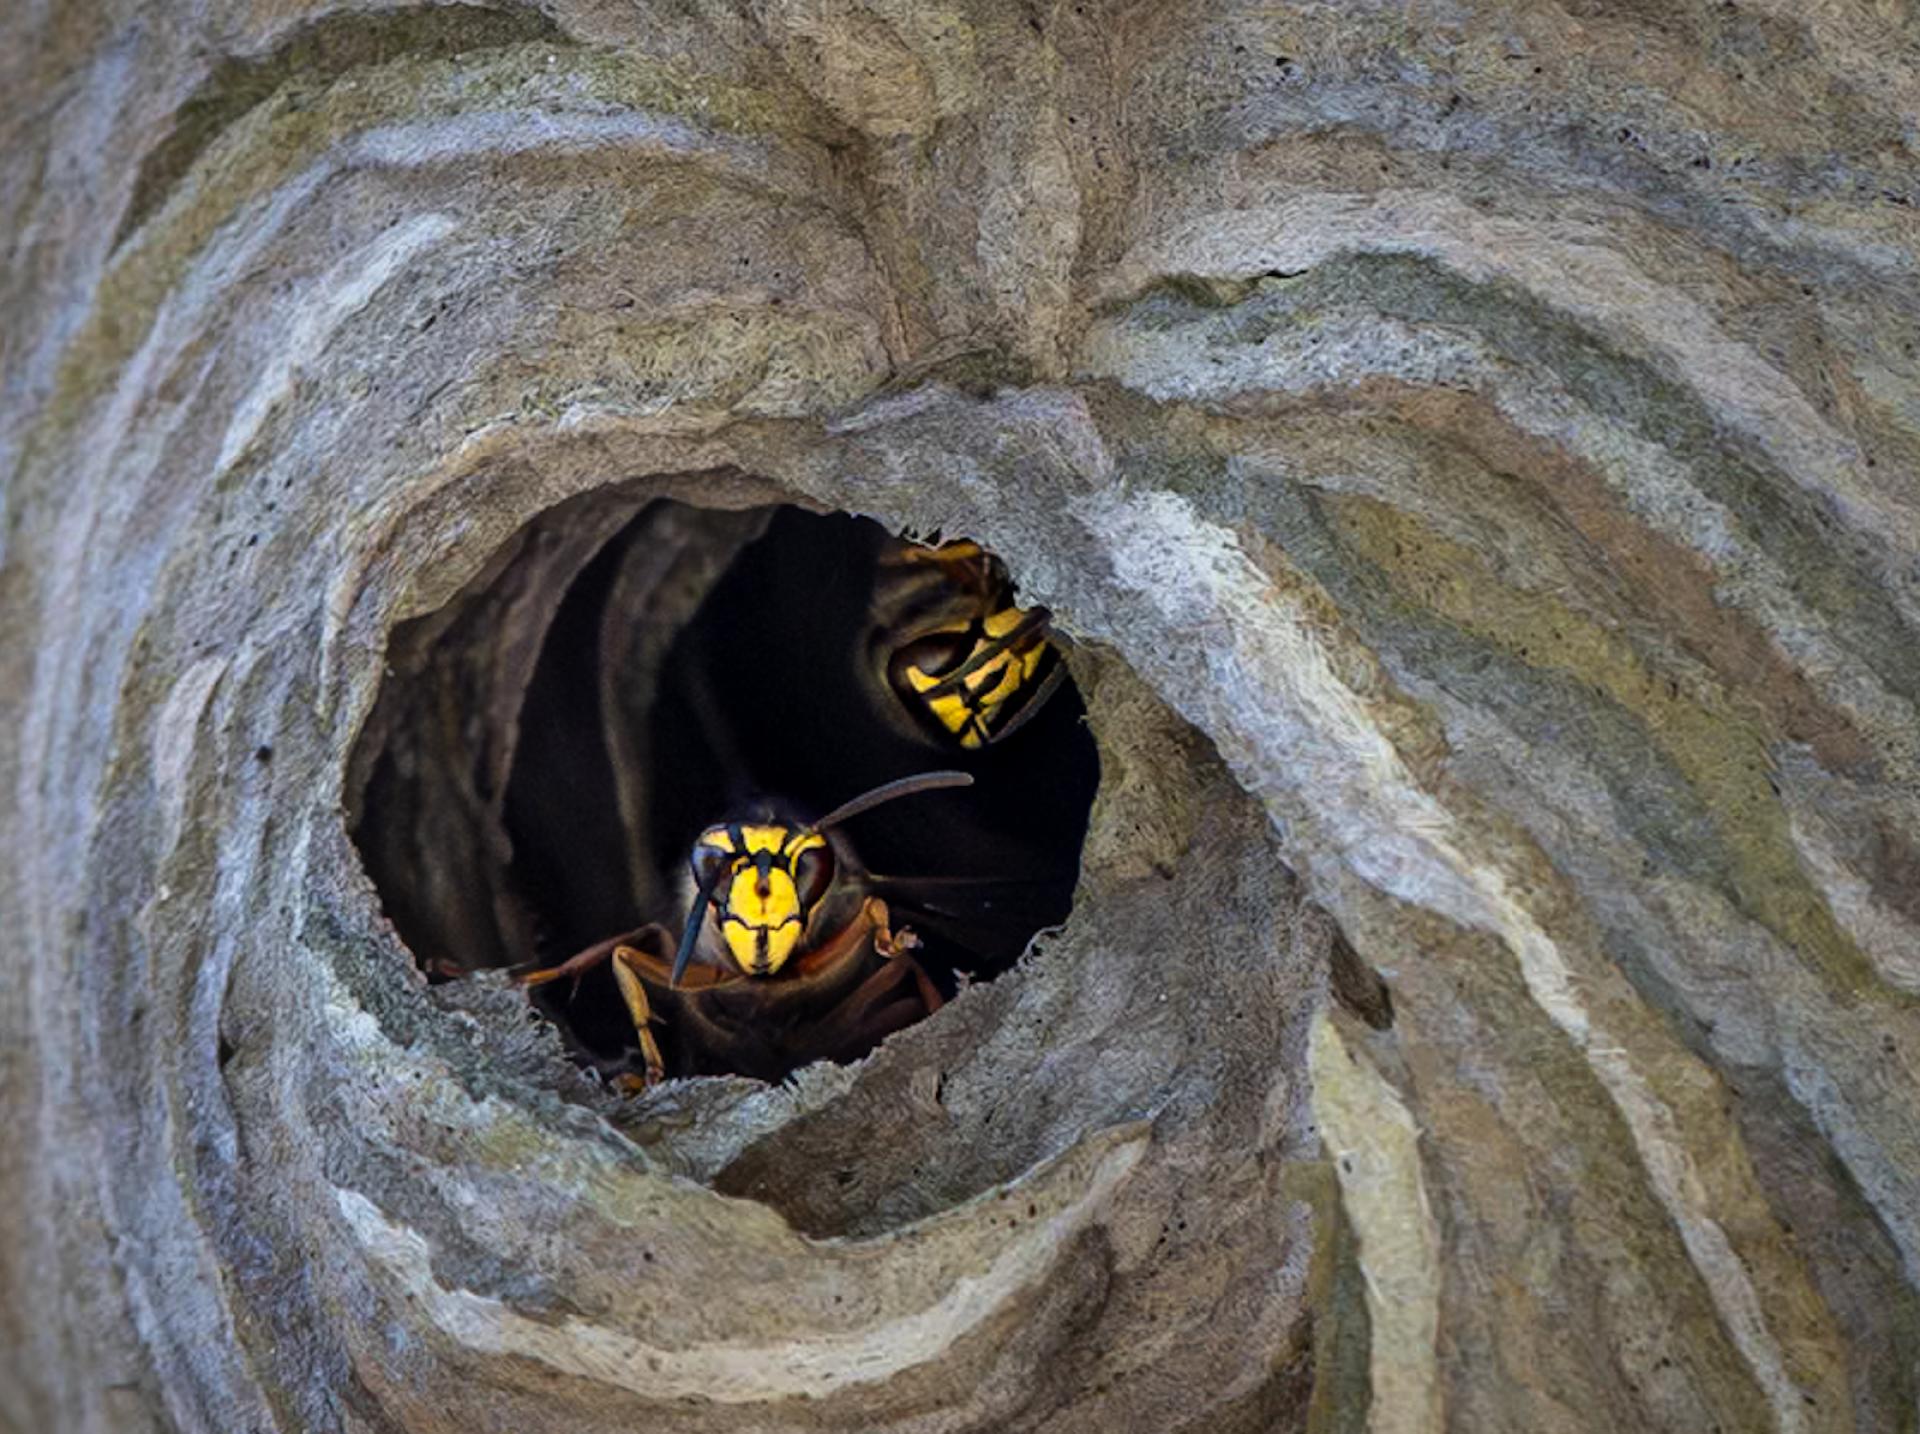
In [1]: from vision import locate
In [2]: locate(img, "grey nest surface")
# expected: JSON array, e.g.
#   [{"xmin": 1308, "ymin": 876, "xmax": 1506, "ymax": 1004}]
[{"xmin": 4, "ymin": 2, "xmax": 1920, "ymax": 1431}]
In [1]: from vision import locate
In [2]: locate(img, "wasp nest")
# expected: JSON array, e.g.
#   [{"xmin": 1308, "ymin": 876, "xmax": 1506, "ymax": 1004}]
[{"xmin": 8, "ymin": 0, "xmax": 1920, "ymax": 1430}]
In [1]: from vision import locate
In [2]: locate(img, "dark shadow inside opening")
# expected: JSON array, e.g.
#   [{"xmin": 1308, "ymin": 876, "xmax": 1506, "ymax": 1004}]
[{"xmin": 352, "ymin": 497, "xmax": 1099, "ymax": 1084}]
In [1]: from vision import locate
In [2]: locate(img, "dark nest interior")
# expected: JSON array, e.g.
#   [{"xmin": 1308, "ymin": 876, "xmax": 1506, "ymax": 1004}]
[{"xmin": 348, "ymin": 493, "xmax": 1100, "ymax": 1084}]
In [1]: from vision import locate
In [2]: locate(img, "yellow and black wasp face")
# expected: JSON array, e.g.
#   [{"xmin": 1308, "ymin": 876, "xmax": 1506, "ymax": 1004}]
[
  {"xmin": 689, "ymin": 822, "xmax": 835, "ymax": 976},
  {"xmin": 883, "ymin": 540, "xmax": 1063, "ymax": 749},
  {"xmin": 669, "ymin": 771, "xmax": 975, "ymax": 987}
]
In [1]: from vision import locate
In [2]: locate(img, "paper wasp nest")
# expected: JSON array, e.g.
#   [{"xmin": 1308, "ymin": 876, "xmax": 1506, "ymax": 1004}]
[{"xmin": 5, "ymin": 1, "xmax": 1919, "ymax": 1431}]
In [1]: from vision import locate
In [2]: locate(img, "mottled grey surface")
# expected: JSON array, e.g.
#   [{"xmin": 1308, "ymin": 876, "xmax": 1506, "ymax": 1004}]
[{"xmin": 3, "ymin": 1, "xmax": 1919, "ymax": 1431}]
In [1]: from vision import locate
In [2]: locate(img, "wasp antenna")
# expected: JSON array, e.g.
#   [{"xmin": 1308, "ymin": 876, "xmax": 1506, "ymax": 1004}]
[
  {"xmin": 981, "ymin": 655, "xmax": 1067, "ymax": 745},
  {"xmin": 670, "ymin": 866, "xmax": 727, "ymax": 986},
  {"xmin": 813, "ymin": 770, "xmax": 973, "ymax": 831}
]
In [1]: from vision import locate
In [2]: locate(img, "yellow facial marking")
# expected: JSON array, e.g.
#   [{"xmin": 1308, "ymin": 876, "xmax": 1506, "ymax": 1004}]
[
  {"xmin": 727, "ymin": 863, "xmax": 797, "ymax": 928},
  {"xmin": 721, "ymin": 859, "xmax": 804, "ymax": 974},
  {"xmin": 694, "ymin": 823, "xmax": 829, "ymax": 976}
]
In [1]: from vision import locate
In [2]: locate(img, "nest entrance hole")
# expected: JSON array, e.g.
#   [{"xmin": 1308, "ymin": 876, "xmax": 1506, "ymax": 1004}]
[{"xmin": 351, "ymin": 496, "xmax": 1099, "ymax": 1084}]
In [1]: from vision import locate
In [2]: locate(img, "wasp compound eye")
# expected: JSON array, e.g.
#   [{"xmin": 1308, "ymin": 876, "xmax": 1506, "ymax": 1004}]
[
  {"xmin": 793, "ymin": 843, "xmax": 834, "ymax": 909},
  {"xmin": 350, "ymin": 499, "xmax": 1098, "ymax": 1085},
  {"xmin": 691, "ymin": 837, "xmax": 733, "ymax": 892}
]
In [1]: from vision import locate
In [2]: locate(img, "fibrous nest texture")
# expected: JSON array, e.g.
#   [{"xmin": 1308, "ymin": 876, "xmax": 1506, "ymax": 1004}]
[{"xmin": 3, "ymin": 2, "xmax": 1919, "ymax": 1432}]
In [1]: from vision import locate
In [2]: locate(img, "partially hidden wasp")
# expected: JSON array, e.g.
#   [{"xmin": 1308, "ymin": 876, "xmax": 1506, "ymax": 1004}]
[
  {"xmin": 870, "ymin": 538, "xmax": 1066, "ymax": 750},
  {"xmin": 519, "ymin": 771, "xmax": 972, "ymax": 1086}
]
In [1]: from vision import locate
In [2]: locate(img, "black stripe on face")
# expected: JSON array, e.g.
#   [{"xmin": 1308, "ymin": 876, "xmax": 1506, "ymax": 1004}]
[{"xmin": 722, "ymin": 913, "xmax": 803, "ymax": 932}]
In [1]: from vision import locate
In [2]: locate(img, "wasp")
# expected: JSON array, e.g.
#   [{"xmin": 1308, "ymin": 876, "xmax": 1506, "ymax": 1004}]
[
  {"xmin": 871, "ymin": 538, "xmax": 1066, "ymax": 750},
  {"xmin": 519, "ymin": 771, "xmax": 971, "ymax": 1085}
]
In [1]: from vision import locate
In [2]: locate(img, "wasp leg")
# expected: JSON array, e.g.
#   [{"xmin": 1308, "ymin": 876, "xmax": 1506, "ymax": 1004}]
[
  {"xmin": 793, "ymin": 895, "xmax": 894, "ymax": 976},
  {"xmin": 514, "ymin": 930, "xmax": 626, "ymax": 991},
  {"xmin": 856, "ymin": 897, "xmax": 944, "ymax": 1014},
  {"xmin": 610, "ymin": 945, "xmax": 667, "ymax": 1087},
  {"xmin": 981, "ymin": 649, "xmax": 1066, "ymax": 745},
  {"xmin": 790, "ymin": 893, "xmax": 923, "ymax": 968},
  {"xmin": 870, "ymin": 900, "xmax": 917, "ymax": 960},
  {"xmin": 811, "ymin": 949, "xmax": 945, "ymax": 1058}
]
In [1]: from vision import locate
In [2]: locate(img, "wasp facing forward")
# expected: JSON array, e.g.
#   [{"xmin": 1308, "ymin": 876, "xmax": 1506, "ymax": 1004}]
[{"xmin": 520, "ymin": 772, "xmax": 969, "ymax": 1085}]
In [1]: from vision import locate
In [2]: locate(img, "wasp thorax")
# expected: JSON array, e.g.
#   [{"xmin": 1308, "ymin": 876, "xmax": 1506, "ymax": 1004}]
[{"xmin": 693, "ymin": 824, "xmax": 833, "ymax": 976}]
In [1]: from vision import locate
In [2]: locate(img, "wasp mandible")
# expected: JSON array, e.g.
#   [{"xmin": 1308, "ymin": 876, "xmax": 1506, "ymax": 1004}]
[
  {"xmin": 872, "ymin": 539, "xmax": 1066, "ymax": 750},
  {"xmin": 519, "ymin": 771, "xmax": 970, "ymax": 1085}
]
